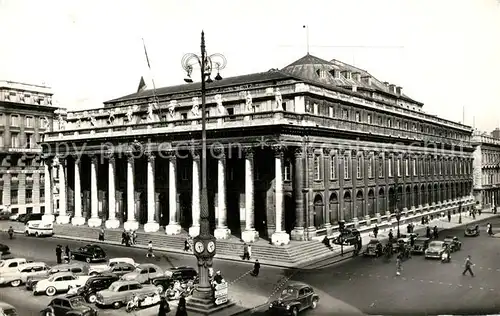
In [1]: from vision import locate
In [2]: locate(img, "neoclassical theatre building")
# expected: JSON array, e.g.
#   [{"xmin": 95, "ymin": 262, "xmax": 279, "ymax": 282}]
[{"xmin": 42, "ymin": 54, "xmax": 475, "ymax": 245}]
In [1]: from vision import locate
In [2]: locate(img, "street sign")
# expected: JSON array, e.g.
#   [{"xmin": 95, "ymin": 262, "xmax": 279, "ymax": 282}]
[{"xmin": 214, "ymin": 282, "xmax": 228, "ymax": 305}]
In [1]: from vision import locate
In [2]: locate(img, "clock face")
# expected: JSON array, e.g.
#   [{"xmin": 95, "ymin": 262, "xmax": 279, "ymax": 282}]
[
  {"xmin": 194, "ymin": 241, "xmax": 205, "ymax": 253},
  {"xmin": 207, "ymin": 241, "xmax": 215, "ymax": 253}
]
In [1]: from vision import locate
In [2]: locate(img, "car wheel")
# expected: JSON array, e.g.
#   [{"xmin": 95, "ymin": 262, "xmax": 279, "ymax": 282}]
[
  {"xmin": 46, "ymin": 286, "xmax": 57, "ymax": 296},
  {"xmin": 87, "ymin": 293, "xmax": 97, "ymax": 303},
  {"xmin": 85, "ymin": 257, "xmax": 91, "ymax": 263},
  {"xmin": 10, "ymin": 280, "xmax": 21, "ymax": 287},
  {"xmin": 156, "ymin": 284, "xmax": 164, "ymax": 294},
  {"xmin": 292, "ymin": 307, "xmax": 299, "ymax": 316},
  {"xmin": 112, "ymin": 301, "xmax": 122, "ymax": 309},
  {"xmin": 311, "ymin": 298, "xmax": 319, "ymax": 309}
]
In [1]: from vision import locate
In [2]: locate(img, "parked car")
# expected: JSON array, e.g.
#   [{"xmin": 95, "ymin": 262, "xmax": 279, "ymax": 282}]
[
  {"xmin": 88, "ymin": 257, "xmax": 137, "ymax": 276},
  {"xmin": 24, "ymin": 220, "xmax": 54, "ymax": 237},
  {"xmin": 411, "ymin": 237, "xmax": 430, "ymax": 254},
  {"xmin": 21, "ymin": 213, "xmax": 42, "ymax": 224},
  {"xmin": 268, "ymin": 282, "xmax": 319, "ymax": 315},
  {"xmin": 26, "ymin": 262, "xmax": 89, "ymax": 290},
  {"xmin": 363, "ymin": 239, "xmax": 383, "ymax": 257},
  {"xmin": 43, "ymin": 296, "xmax": 98, "ymax": 316},
  {"xmin": 0, "ymin": 244, "xmax": 10, "ymax": 258},
  {"xmin": 70, "ymin": 245, "xmax": 106, "ymax": 263},
  {"xmin": 69, "ymin": 273, "xmax": 120, "ymax": 303},
  {"xmin": 121, "ymin": 263, "xmax": 163, "ymax": 284},
  {"xmin": 152, "ymin": 266, "xmax": 198, "ymax": 293},
  {"xmin": 33, "ymin": 271, "xmax": 90, "ymax": 296},
  {"xmin": 443, "ymin": 236, "xmax": 462, "ymax": 252},
  {"xmin": 332, "ymin": 228, "xmax": 360, "ymax": 246},
  {"xmin": 464, "ymin": 224, "xmax": 480, "ymax": 237},
  {"xmin": 0, "ymin": 301, "xmax": 17, "ymax": 316},
  {"xmin": 16, "ymin": 214, "xmax": 27, "ymax": 223},
  {"xmin": 0, "ymin": 211, "xmax": 11, "ymax": 221},
  {"xmin": 392, "ymin": 237, "xmax": 410, "ymax": 252},
  {"xmin": 95, "ymin": 280, "xmax": 158, "ymax": 309},
  {"xmin": 424, "ymin": 241, "xmax": 447, "ymax": 259},
  {"xmin": 0, "ymin": 261, "xmax": 50, "ymax": 287},
  {"xmin": 8, "ymin": 213, "xmax": 19, "ymax": 221},
  {"xmin": 0, "ymin": 258, "xmax": 28, "ymax": 274}
]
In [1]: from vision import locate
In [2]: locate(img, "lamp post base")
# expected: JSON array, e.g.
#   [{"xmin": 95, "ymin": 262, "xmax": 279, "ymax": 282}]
[
  {"xmin": 187, "ymin": 293, "xmax": 235, "ymax": 315},
  {"xmin": 271, "ymin": 231, "xmax": 290, "ymax": 246},
  {"xmin": 72, "ymin": 216, "xmax": 86, "ymax": 226}
]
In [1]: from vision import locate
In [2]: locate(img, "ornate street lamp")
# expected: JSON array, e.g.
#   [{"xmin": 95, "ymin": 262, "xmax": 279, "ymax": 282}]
[{"xmin": 181, "ymin": 31, "xmax": 227, "ymax": 311}]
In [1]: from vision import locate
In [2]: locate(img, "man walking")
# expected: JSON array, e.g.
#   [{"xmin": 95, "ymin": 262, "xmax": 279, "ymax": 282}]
[
  {"xmin": 55, "ymin": 245, "xmax": 62, "ymax": 264},
  {"xmin": 396, "ymin": 255, "xmax": 402, "ymax": 276},
  {"xmin": 373, "ymin": 224, "xmax": 379, "ymax": 239},
  {"xmin": 242, "ymin": 243, "xmax": 250, "ymax": 260},
  {"xmin": 462, "ymin": 255, "xmax": 474, "ymax": 277}
]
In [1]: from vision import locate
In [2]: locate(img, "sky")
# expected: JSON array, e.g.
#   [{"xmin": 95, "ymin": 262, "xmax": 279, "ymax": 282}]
[{"xmin": 1, "ymin": 0, "xmax": 499, "ymax": 132}]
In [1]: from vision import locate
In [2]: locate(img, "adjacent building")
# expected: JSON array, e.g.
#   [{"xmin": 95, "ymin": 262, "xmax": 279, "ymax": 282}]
[
  {"xmin": 0, "ymin": 81, "xmax": 58, "ymax": 215},
  {"xmin": 41, "ymin": 54, "xmax": 475, "ymax": 245},
  {"xmin": 472, "ymin": 128, "xmax": 500, "ymax": 210}
]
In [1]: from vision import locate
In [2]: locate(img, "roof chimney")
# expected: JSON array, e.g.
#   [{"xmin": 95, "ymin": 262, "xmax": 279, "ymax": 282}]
[
  {"xmin": 389, "ymin": 84, "xmax": 396, "ymax": 93},
  {"xmin": 361, "ymin": 75, "xmax": 372, "ymax": 86},
  {"xmin": 396, "ymin": 86, "xmax": 402, "ymax": 95},
  {"xmin": 352, "ymin": 72, "xmax": 361, "ymax": 81},
  {"xmin": 383, "ymin": 81, "xmax": 389, "ymax": 86}
]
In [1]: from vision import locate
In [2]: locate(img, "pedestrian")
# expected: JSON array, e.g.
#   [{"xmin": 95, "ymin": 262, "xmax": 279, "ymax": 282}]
[
  {"xmin": 99, "ymin": 228, "xmax": 105, "ymax": 241},
  {"xmin": 462, "ymin": 255, "xmax": 474, "ymax": 276},
  {"xmin": 373, "ymin": 224, "xmax": 379, "ymax": 238},
  {"xmin": 55, "ymin": 245, "xmax": 62, "ymax": 264},
  {"xmin": 8, "ymin": 226, "xmax": 13, "ymax": 239},
  {"xmin": 247, "ymin": 244, "xmax": 252, "ymax": 259},
  {"xmin": 64, "ymin": 245, "xmax": 71, "ymax": 263},
  {"xmin": 184, "ymin": 237, "xmax": 191, "ymax": 252},
  {"xmin": 251, "ymin": 259, "xmax": 260, "ymax": 277},
  {"xmin": 356, "ymin": 235, "xmax": 362, "ymax": 254},
  {"xmin": 433, "ymin": 226, "xmax": 438, "ymax": 239},
  {"xmin": 388, "ymin": 229, "xmax": 393, "ymax": 243},
  {"xmin": 421, "ymin": 216, "xmax": 425, "ymax": 225},
  {"xmin": 487, "ymin": 223, "xmax": 493, "ymax": 236},
  {"xmin": 425, "ymin": 226, "xmax": 431, "ymax": 238},
  {"xmin": 146, "ymin": 241, "xmax": 155, "ymax": 258},
  {"xmin": 396, "ymin": 255, "xmax": 402, "ymax": 276},
  {"xmin": 447, "ymin": 210, "xmax": 451, "ymax": 222},
  {"xmin": 132, "ymin": 231, "xmax": 137, "ymax": 245},
  {"xmin": 158, "ymin": 296, "xmax": 170, "ymax": 316},
  {"xmin": 406, "ymin": 223, "xmax": 411, "ymax": 234},
  {"xmin": 242, "ymin": 243, "xmax": 250, "ymax": 260},
  {"xmin": 175, "ymin": 296, "xmax": 187, "ymax": 316},
  {"xmin": 121, "ymin": 230, "xmax": 127, "ymax": 245}
]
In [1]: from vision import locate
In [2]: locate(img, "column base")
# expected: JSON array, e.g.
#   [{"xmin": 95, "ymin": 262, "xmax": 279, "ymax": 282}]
[
  {"xmin": 42, "ymin": 214, "xmax": 55, "ymax": 223},
  {"xmin": 88, "ymin": 217, "xmax": 103, "ymax": 228},
  {"xmin": 241, "ymin": 229, "xmax": 258, "ymax": 242},
  {"xmin": 123, "ymin": 220, "xmax": 139, "ymax": 231},
  {"xmin": 290, "ymin": 227, "xmax": 305, "ymax": 241},
  {"xmin": 56, "ymin": 215, "xmax": 71, "ymax": 225},
  {"xmin": 165, "ymin": 223, "xmax": 182, "ymax": 235},
  {"xmin": 189, "ymin": 225, "xmax": 200, "ymax": 237},
  {"xmin": 105, "ymin": 218, "xmax": 120, "ymax": 229},
  {"xmin": 72, "ymin": 216, "xmax": 86, "ymax": 226},
  {"xmin": 214, "ymin": 227, "xmax": 232, "ymax": 240},
  {"xmin": 271, "ymin": 231, "xmax": 290, "ymax": 246},
  {"xmin": 305, "ymin": 226, "xmax": 317, "ymax": 240},
  {"xmin": 144, "ymin": 221, "xmax": 160, "ymax": 233}
]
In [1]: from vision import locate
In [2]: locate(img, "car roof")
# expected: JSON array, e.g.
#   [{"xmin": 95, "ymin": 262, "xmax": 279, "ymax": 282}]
[
  {"xmin": 19, "ymin": 262, "xmax": 47, "ymax": 268},
  {"xmin": 110, "ymin": 280, "xmax": 139, "ymax": 286},
  {"xmin": 137, "ymin": 263, "xmax": 160, "ymax": 269},
  {"xmin": 50, "ymin": 271, "xmax": 74, "ymax": 278},
  {"xmin": 415, "ymin": 237, "xmax": 429, "ymax": 240},
  {"xmin": 114, "ymin": 262, "xmax": 135, "ymax": 267},
  {"xmin": 430, "ymin": 240, "xmax": 444, "ymax": 244},
  {"xmin": 0, "ymin": 301, "xmax": 15, "ymax": 309},
  {"xmin": 285, "ymin": 282, "xmax": 310, "ymax": 290},
  {"xmin": 52, "ymin": 263, "xmax": 87, "ymax": 269}
]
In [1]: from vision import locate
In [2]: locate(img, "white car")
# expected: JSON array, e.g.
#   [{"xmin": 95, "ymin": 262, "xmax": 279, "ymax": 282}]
[
  {"xmin": 33, "ymin": 271, "xmax": 90, "ymax": 296},
  {"xmin": 8, "ymin": 214, "xmax": 19, "ymax": 221},
  {"xmin": 0, "ymin": 258, "xmax": 28, "ymax": 274},
  {"xmin": 88, "ymin": 257, "xmax": 137, "ymax": 276},
  {"xmin": 0, "ymin": 261, "xmax": 50, "ymax": 287},
  {"xmin": 24, "ymin": 220, "xmax": 53, "ymax": 237}
]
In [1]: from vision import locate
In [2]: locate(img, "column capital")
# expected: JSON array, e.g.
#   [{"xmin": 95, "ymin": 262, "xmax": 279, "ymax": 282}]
[
  {"xmin": 305, "ymin": 146, "xmax": 315, "ymax": 157},
  {"xmin": 191, "ymin": 149, "xmax": 201, "ymax": 160},
  {"xmin": 272, "ymin": 144, "xmax": 285, "ymax": 158},
  {"xmin": 124, "ymin": 151, "xmax": 134, "ymax": 163},
  {"xmin": 108, "ymin": 154, "xmax": 116, "ymax": 163},
  {"xmin": 243, "ymin": 147, "xmax": 254, "ymax": 159},
  {"xmin": 213, "ymin": 147, "xmax": 226, "ymax": 159},
  {"xmin": 321, "ymin": 148, "xmax": 331, "ymax": 156},
  {"xmin": 146, "ymin": 151, "xmax": 156, "ymax": 162},
  {"xmin": 294, "ymin": 147, "xmax": 304, "ymax": 158}
]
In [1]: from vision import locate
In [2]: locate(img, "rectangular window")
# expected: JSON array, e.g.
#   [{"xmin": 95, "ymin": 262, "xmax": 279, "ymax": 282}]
[
  {"xmin": 11, "ymin": 115, "xmax": 19, "ymax": 127},
  {"xmin": 355, "ymin": 112, "xmax": 361, "ymax": 122},
  {"xmin": 25, "ymin": 133, "xmax": 33, "ymax": 148},
  {"xmin": 284, "ymin": 160, "xmax": 291, "ymax": 181},
  {"xmin": 378, "ymin": 156, "xmax": 384, "ymax": 178},
  {"xmin": 10, "ymin": 133, "xmax": 19, "ymax": 147},
  {"xmin": 313, "ymin": 103, "xmax": 319, "ymax": 115},
  {"xmin": 454, "ymin": 160, "xmax": 457, "ymax": 175},
  {"xmin": 314, "ymin": 155, "xmax": 321, "ymax": 180},
  {"xmin": 356, "ymin": 156, "xmax": 362, "ymax": 179},
  {"xmin": 387, "ymin": 119, "xmax": 392, "ymax": 128},
  {"xmin": 397, "ymin": 158, "xmax": 401, "ymax": 177},
  {"xmin": 412, "ymin": 158, "xmax": 417, "ymax": 176},
  {"xmin": 388, "ymin": 157, "xmax": 393, "ymax": 177},
  {"xmin": 404, "ymin": 158, "xmax": 409, "ymax": 176},
  {"xmin": 368, "ymin": 156, "xmax": 374, "ymax": 178},
  {"xmin": 344, "ymin": 155, "xmax": 350, "ymax": 180},
  {"xmin": 367, "ymin": 114, "xmax": 372, "ymax": 124},
  {"xmin": 404, "ymin": 122, "xmax": 408, "ymax": 130},
  {"xmin": 226, "ymin": 108, "xmax": 234, "ymax": 116},
  {"xmin": 420, "ymin": 160, "xmax": 424, "ymax": 176},
  {"xmin": 26, "ymin": 116, "xmax": 34, "ymax": 128},
  {"xmin": 342, "ymin": 109, "xmax": 349, "ymax": 120},
  {"xmin": 328, "ymin": 107, "xmax": 334, "ymax": 118},
  {"xmin": 330, "ymin": 157, "xmax": 336, "ymax": 180}
]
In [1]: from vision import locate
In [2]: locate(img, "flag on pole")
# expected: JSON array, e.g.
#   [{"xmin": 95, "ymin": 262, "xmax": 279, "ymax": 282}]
[
  {"xmin": 137, "ymin": 76, "xmax": 147, "ymax": 93},
  {"xmin": 142, "ymin": 38, "xmax": 151, "ymax": 69}
]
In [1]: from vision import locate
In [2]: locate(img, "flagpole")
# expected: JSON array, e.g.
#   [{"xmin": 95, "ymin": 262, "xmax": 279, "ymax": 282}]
[{"xmin": 142, "ymin": 38, "xmax": 163, "ymax": 120}]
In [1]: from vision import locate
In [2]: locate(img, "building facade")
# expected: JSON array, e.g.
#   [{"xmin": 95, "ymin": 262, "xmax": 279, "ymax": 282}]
[
  {"xmin": 472, "ymin": 129, "xmax": 500, "ymax": 210},
  {"xmin": 41, "ymin": 54, "xmax": 475, "ymax": 245},
  {"xmin": 0, "ymin": 81, "xmax": 57, "ymax": 215}
]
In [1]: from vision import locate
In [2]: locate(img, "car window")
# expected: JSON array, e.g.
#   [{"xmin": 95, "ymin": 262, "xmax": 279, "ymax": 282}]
[
  {"xmin": 20, "ymin": 267, "xmax": 32, "ymax": 273},
  {"xmin": 140, "ymin": 269, "xmax": 148, "ymax": 274},
  {"xmin": 8, "ymin": 262, "xmax": 18, "ymax": 267},
  {"xmin": 122, "ymin": 266, "xmax": 132, "ymax": 272},
  {"xmin": 63, "ymin": 276, "xmax": 74, "ymax": 281},
  {"xmin": 61, "ymin": 300, "xmax": 71, "ymax": 308},
  {"xmin": 54, "ymin": 277, "xmax": 63, "ymax": 282},
  {"xmin": 118, "ymin": 286, "xmax": 128, "ymax": 292},
  {"xmin": 71, "ymin": 268, "xmax": 82, "ymax": 273},
  {"xmin": 299, "ymin": 289, "xmax": 306, "ymax": 296},
  {"xmin": 33, "ymin": 266, "xmax": 45, "ymax": 272},
  {"xmin": 148, "ymin": 268, "xmax": 157, "ymax": 273},
  {"xmin": 129, "ymin": 283, "xmax": 141, "ymax": 290}
]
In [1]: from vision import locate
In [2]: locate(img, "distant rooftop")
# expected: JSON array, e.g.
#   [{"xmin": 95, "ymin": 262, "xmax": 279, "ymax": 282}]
[{"xmin": 0, "ymin": 80, "xmax": 53, "ymax": 95}]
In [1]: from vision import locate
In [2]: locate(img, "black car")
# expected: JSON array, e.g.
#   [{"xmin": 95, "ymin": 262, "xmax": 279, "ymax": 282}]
[
  {"xmin": 464, "ymin": 224, "xmax": 480, "ymax": 237},
  {"xmin": 268, "ymin": 282, "xmax": 319, "ymax": 315},
  {"xmin": 17, "ymin": 214, "xmax": 27, "ymax": 223},
  {"xmin": 411, "ymin": 237, "xmax": 430, "ymax": 254},
  {"xmin": 151, "ymin": 266, "xmax": 198, "ymax": 294},
  {"xmin": 0, "ymin": 243, "xmax": 10, "ymax": 256},
  {"xmin": 70, "ymin": 245, "xmax": 106, "ymax": 263},
  {"xmin": 332, "ymin": 228, "xmax": 360, "ymax": 246},
  {"xmin": 23, "ymin": 213, "xmax": 43, "ymax": 224},
  {"xmin": 74, "ymin": 273, "xmax": 119, "ymax": 303},
  {"xmin": 363, "ymin": 239, "xmax": 383, "ymax": 257},
  {"xmin": 42, "ymin": 296, "xmax": 98, "ymax": 316},
  {"xmin": 0, "ymin": 211, "xmax": 11, "ymax": 220}
]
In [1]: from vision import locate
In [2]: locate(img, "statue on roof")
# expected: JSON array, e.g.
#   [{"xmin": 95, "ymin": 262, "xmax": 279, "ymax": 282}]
[
  {"xmin": 47, "ymin": 96, "xmax": 52, "ymax": 105},
  {"xmin": 147, "ymin": 102, "xmax": 156, "ymax": 122},
  {"xmin": 89, "ymin": 114, "xmax": 97, "ymax": 127},
  {"xmin": 41, "ymin": 116, "xmax": 50, "ymax": 129},
  {"xmin": 274, "ymin": 87, "xmax": 283, "ymax": 110},
  {"xmin": 126, "ymin": 107, "xmax": 134, "ymax": 123},
  {"xmin": 215, "ymin": 94, "xmax": 227, "ymax": 115},
  {"xmin": 57, "ymin": 114, "xmax": 66, "ymax": 131},
  {"xmin": 168, "ymin": 100, "xmax": 177, "ymax": 118},
  {"xmin": 245, "ymin": 91, "xmax": 253, "ymax": 113},
  {"xmin": 107, "ymin": 109, "xmax": 115, "ymax": 125},
  {"xmin": 191, "ymin": 97, "xmax": 200, "ymax": 117}
]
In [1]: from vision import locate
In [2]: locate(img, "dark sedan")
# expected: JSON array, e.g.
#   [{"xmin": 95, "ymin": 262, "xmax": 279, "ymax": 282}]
[
  {"xmin": 152, "ymin": 266, "xmax": 198, "ymax": 294},
  {"xmin": 0, "ymin": 243, "xmax": 11, "ymax": 258},
  {"xmin": 268, "ymin": 282, "xmax": 319, "ymax": 315},
  {"xmin": 464, "ymin": 224, "xmax": 480, "ymax": 237},
  {"xmin": 363, "ymin": 239, "xmax": 383, "ymax": 257},
  {"xmin": 71, "ymin": 245, "xmax": 106, "ymax": 263},
  {"xmin": 73, "ymin": 273, "xmax": 119, "ymax": 303},
  {"xmin": 42, "ymin": 296, "xmax": 98, "ymax": 316},
  {"xmin": 332, "ymin": 228, "xmax": 360, "ymax": 246},
  {"xmin": 443, "ymin": 236, "xmax": 462, "ymax": 252}
]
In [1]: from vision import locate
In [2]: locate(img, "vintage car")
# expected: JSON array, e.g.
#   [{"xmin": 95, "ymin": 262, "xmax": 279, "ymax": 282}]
[
  {"xmin": 268, "ymin": 282, "xmax": 319, "ymax": 315},
  {"xmin": 0, "ymin": 301, "xmax": 17, "ymax": 316},
  {"xmin": 392, "ymin": 237, "xmax": 410, "ymax": 252},
  {"xmin": 33, "ymin": 271, "xmax": 90, "ymax": 296},
  {"xmin": 0, "ymin": 211, "xmax": 11, "ymax": 220},
  {"xmin": 363, "ymin": 239, "xmax": 383, "ymax": 257},
  {"xmin": 121, "ymin": 263, "xmax": 164, "ymax": 284},
  {"xmin": 332, "ymin": 228, "xmax": 360, "ymax": 246},
  {"xmin": 464, "ymin": 224, "xmax": 480, "ymax": 237},
  {"xmin": 0, "ymin": 261, "xmax": 50, "ymax": 287},
  {"xmin": 70, "ymin": 245, "xmax": 106, "ymax": 263},
  {"xmin": 443, "ymin": 236, "xmax": 462, "ymax": 252},
  {"xmin": 95, "ymin": 280, "xmax": 158, "ymax": 309},
  {"xmin": 69, "ymin": 273, "xmax": 120, "ymax": 303},
  {"xmin": 26, "ymin": 262, "xmax": 89, "ymax": 290},
  {"xmin": 42, "ymin": 296, "xmax": 98, "ymax": 316},
  {"xmin": 88, "ymin": 257, "xmax": 137, "ymax": 276},
  {"xmin": 0, "ymin": 244, "xmax": 12, "ymax": 260},
  {"xmin": 424, "ymin": 241, "xmax": 447, "ymax": 259},
  {"xmin": 152, "ymin": 266, "xmax": 198, "ymax": 294},
  {"xmin": 8, "ymin": 213, "xmax": 19, "ymax": 221},
  {"xmin": 411, "ymin": 237, "xmax": 430, "ymax": 254},
  {"xmin": 0, "ymin": 258, "xmax": 28, "ymax": 274}
]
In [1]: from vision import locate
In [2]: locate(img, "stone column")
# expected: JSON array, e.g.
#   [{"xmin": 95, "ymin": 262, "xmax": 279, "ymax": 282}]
[
  {"xmin": 165, "ymin": 151, "xmax": 181, "ymax": 235},
  {"xmin": 56, "ymin": 157, "xmax": 70, "ymax": 224},
  {"xmin": 214, "ymin": 149, "xmax": 231, "ymax": 240},
  {"xmin": 189, "ymin": 150, "xmax": 201, "ymax": 237},
  {"xmin": 71, "ymin": 156, "xmax": 85, "ymax": 225},
  {"xmin": 124, "ymin": 153, "xmax": 139, "ymax": 231},
  {"xmin": 88, "ymin": 155, "xmax": 102, "ymax": 227},
  {"xmin": 291, "ymin": 147, "xmax": 305, "ymax": 240},
  {"xmin": 271, "ymin": 145, "xmax": 290, "ymax": 245},
  {"xmin": 144, "ymin": 152, "xmax": 160, "ymax": 232},
  {"xmin": 105, "ymin": 155, "xmax": 120, "ymax": 228},
  {"xmin": 42, "ymin": 157, "xmax": 54, "ymax": 223},
  {"xmin": 241, "ymin": 147, "xmax": 258, "ymax": 242}
]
